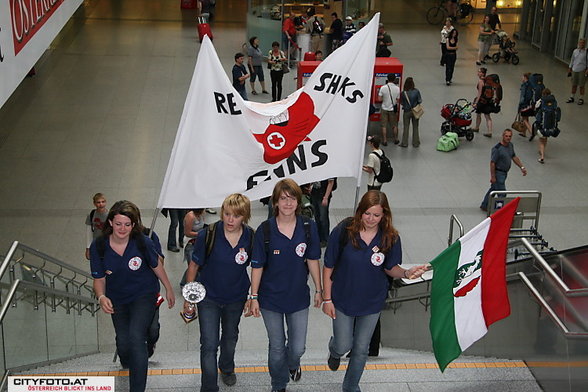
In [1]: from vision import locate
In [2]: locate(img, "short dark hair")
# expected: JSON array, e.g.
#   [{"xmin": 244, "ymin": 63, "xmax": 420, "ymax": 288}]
[
  {"xmin": 315, "ymin": 50, "xmax": 323, "ymax": 55},
  {"xmin": 332, "ymin": 12, "xmax": 338, "ymax": 18},
  {"xmin": 368, "ymin": 135, "xmax": 381, "ymax": 148},
  {"xmin": 234, "ymin": 52, "xmax": 244, "ymax": 61},
  {"xmin": 387, "ymin": 73, "xmax": 395, "ymax": 82},
  {"xmin": 249, "ymin": 36, "xmax": 257, "ymax": 47},
  {"xmin": 271, "ymin": 41, "xmax": 280, "ymax": 48}
]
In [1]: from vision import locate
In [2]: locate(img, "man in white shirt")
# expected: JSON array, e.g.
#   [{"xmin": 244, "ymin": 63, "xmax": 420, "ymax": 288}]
[
  {"xmin": 566, "ymin": 38, "xmax": 588, "ymax": 105},
  {"xmin": 362, "ymin": 136, "xmax": 383, "ymax": 191},
  {"xmin": 377, "ymin": 74, "xmax": 400, "ymax": 145}
]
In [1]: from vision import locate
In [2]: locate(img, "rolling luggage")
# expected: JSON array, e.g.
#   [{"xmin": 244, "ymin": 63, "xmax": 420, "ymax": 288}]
[{"xmin": 197, "ymin": 16, "xmax": 213, "ymax": 43}]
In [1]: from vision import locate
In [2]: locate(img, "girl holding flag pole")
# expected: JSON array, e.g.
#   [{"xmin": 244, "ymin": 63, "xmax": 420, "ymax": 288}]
[{"xmin": 322, "ymin": 190, "xmax": 427, "ymax": 392}]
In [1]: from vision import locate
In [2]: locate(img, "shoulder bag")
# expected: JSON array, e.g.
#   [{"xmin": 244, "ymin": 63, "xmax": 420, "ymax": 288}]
[{"xmin": 405, "ymin": 91, "xmax": 424, "ymax": 119}]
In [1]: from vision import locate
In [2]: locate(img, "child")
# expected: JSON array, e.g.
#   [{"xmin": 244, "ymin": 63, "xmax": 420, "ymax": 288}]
[{"xmin": 85, "ymin": 193, "xmax": 108, "ymax": 260}]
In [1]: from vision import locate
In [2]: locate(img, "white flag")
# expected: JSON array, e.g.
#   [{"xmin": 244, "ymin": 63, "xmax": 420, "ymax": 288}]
[{"xmin": 157, "ymin": 14, "xmax": 380, "ymax": 208}]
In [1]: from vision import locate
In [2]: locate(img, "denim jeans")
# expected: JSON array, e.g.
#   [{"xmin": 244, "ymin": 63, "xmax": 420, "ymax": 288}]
[
  {"xmin": 329, "ymin": 309, "xmax": 380, "ymax": 392},
  {"xmin": 311, "ymin": 196, "xmax": 330, "ymax": 243},
  {"xmin": 260, "ymin": 307, "xmax": 309, "ymax": 390},
  {"xmin": 167, "ymin": 208, "xmax": 186, "ymax": 248},
  {"xmin": 197, "ymin": 297, "xmax": 245, "ymax": 392},
  {"xmin": 111, "ymin": 294, "xmax": 157, "ymax": 392},
  {"xmin": 480, "ymin": 170, "xmax": 507, "ymax": 210}
]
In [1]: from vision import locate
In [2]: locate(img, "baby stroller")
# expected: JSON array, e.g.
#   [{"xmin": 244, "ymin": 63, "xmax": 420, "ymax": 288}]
[
  {"xmin": 491, "ymin": 31, "xmax": 520, "ymax": 65},
  {"xmin": 440, "ymin": 99, "xmax": 475, "ymax": 141}
]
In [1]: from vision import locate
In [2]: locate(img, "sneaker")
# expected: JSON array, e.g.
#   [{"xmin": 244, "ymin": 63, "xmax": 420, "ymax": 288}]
[
  {"xmin": 538, "ymin": 158, "xmax": 544, "ymax": 164},
  {"xmin": 394, "ymin": 139, "xmax": 400, "ymax": 145},
  {"xmin": 205, "ymin": 208, "xmax": 217, "ymax": 214},
  {"xmin": 579, "ymin": 98, "xmax": 584, "ymax": 105},
  {"xmin": 566, "ymin": 97, "xmax": 575, "ymax": 103},
  {"xmin": 327, "ymin": 354, "xmax": 340, "ymax": 371},
  {"xmin": 483, "ymin": 133, "xmax": 492, "ymax": 138},
  {"xmin": 446, "ymin": 81, "xmax": 450, "ymax": 86},
  {"xmin": 251, "ymin": 90, "xmax": 258, "ymax": 95},
  {"xmin": 476, "ymin": 61, "xmax": 482, "ymax": 65},
  {"xmin": 167, "ymin": 246, "xmax": 180, "ymax": 252},
  {"xmin": 262, "ymin": 90, "xmax": 269, "ymax": 94},
  {"xmin": 289, "ymin": 367, "xmax": 301, "ymax": 382},
  {"xmin": 220, "ymin": 371, "xmax": 237, "ymax": 386},
  {"xmin": 271, "ymin": 389, "xmax": 286, "ymax": 392},
  {"xmin": 382, "ymin": 141, "xmax": 388, "ymax": 146}
]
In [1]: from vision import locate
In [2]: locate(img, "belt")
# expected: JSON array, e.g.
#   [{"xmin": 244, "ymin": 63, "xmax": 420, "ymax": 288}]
[{"xmin": 496, "ymin": 169, "xmax": 507, "ymax": 173}]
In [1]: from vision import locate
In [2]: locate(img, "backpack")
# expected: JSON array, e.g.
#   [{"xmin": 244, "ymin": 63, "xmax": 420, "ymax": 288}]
[
  {"xmin": 204, "ymin": 221, "xmax": 254, "ymax": 258},
  {"xmin": 436, "ymin": 132, "xmax": 460, "ymax": 152},
  {"xmin": 89, "ymin": 209, "xmax": 96, "ymax": 232},
  {"xmin": 535, "ymin": 95, "xmax": 561, "ymax": 137},
  {"xmin": 371, "ymin": 151, "xmax": 394, "ymax": 183},
  {"xmin": 300, "ymin": 193, "xmax": 315, "ymax": 220},
  {"xmin": 529, "ymin": 73, "xmax": 545, "ymax": 105},
  {"xmin": 312, "ymin": 17, "xmax": 324, "ymax": 35},
  {"xmin": 479, "ymin": 74, "xmax": 502, "ymax": 112}
]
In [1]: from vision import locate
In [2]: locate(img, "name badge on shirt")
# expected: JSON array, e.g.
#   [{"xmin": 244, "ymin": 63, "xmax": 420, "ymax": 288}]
[
  {"xmin": 235, "ymin": 248, "xmax": 248, "ymax": 265},
  {"xmin": 295, "ymin": 243, "xmax": 307, "ymax": 257},
  {"xmin": 371, "ymin": 252, "xmax": 385, "ymax": 266},
  {"xmin": 128, "ymin": 257, "xmax": 142, "ymax": 271}
]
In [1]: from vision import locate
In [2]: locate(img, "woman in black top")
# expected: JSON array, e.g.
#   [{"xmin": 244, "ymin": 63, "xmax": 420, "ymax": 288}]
[{"xmin": 444, "ymin": 29, "xmax": 458, "ymax": 86}]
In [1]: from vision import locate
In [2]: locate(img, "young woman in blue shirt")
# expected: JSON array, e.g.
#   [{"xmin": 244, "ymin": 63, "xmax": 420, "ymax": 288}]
[
  {"xmin": 322, "ymin": 190, "xmax": 427, "ymax": 392},
  {"xmin": 183, "ymin": 193, "xmax": 254, "ymax": 392},
  {"xmin": 249, "ymin": 179, "xmax": 322, "ymax": 392},
  {"xmin": 90, "ymin": 201, "xmax": 175, "ymax": 392}
]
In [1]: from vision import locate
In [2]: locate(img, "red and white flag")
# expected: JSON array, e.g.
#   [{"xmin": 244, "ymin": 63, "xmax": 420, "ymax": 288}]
[
  {"xmin": 157, "ymin": 14, "xmax": 380, "ymax": 208},
  {"xmin": 429, "ymin": 198, "xmax": 520, "ymax": 371}
]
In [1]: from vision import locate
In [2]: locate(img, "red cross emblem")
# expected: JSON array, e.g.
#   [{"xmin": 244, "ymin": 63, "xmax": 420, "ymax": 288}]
[{"xmin": 267, "ymin": 132, "xmax": 286, "ymax": 149}]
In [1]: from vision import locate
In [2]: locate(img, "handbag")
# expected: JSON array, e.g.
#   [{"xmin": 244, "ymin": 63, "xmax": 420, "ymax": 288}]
[
  {"xmin": 511, "ymin": 113, "xmax": 526, "ymax": 134},
  {"xmin": 405, "ymin": 91, "xmax": 424, "ymax": 119},
  {"xmin": 282, "ymin": 61, "xmax": 290, "ymax": 74}
]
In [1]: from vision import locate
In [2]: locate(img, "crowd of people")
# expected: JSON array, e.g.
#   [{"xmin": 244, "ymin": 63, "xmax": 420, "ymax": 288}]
[{"xmin": 86, "ymin": 180, "xmax": 427, "ymax": 392}]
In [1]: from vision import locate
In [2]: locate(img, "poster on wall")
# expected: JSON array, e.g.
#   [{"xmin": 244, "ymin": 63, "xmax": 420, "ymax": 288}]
[{"xmin": 0, "ymin": 0, "xmax": 84, "ymax": 109}]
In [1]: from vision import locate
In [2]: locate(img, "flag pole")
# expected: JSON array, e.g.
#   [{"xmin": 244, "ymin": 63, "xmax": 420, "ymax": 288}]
[{"xmin": 148, "ymin": 208, "xmax": 160, "ymax": 239}]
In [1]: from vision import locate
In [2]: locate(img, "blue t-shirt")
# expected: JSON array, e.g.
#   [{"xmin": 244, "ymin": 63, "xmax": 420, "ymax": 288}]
[
  {"xmin": 324, "ymin": 223, "xmax": 402, "ymax": 316},
  {"xmin": 491, "ymin": 142, "xmax": 515, "ymax": 172},
  {"xmin": 232, "ymin": 63, "xmax": 247, "ymax": 93},
  {"xmin": 191, "ymin": 222, "xmax": 253, "ymax": 304},
  {"xmin": 251, "ymin": 216, "xmax": 321, "ymax": 314},
  {"xmin": 90, "ymin": 235, "xmax": 160, "ymax": 305}
]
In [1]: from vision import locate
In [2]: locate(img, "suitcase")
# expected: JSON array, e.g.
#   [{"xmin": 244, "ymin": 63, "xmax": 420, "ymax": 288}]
[
  {"xmin": 197, "ymin": 16, "xmax": 213, "ymax": 43},
  {"xmin": 181, "ymin": 0, "xmax": 197, "ymax": 9},
  {"xmin": 303, "ymin": 52, "xmax": 316, "ymax": 61}
]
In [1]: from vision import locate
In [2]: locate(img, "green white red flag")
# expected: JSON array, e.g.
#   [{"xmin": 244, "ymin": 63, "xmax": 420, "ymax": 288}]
[{"xmin": 429, "ymin": 198, "xmax": 520, "ymax": 372}]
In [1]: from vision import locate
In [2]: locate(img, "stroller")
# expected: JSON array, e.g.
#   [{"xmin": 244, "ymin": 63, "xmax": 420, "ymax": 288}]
[
  {"xmin": 440, "ymin": 99, "xmax": 475, "ymax": 141},
  {"xmin": 491, "ymin": 30, "xmax": 520, "ymax": 65}
]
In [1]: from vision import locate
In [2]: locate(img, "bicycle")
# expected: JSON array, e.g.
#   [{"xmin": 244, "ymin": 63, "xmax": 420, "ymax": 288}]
[{"xmin": 426, "ymin": 0, "xmax": 474, "ymax": 26}]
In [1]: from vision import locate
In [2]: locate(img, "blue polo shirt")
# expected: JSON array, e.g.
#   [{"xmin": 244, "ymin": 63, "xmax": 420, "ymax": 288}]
[
  {"xmin": 191, "ymin": 222, "xmax": 253, "ymax": 304},
  {"xmin": 90, "ymin": 235, "xmax": 160, "ymax": 305},
  {"xmin": 251, "ymin": 216, "xmax": 321, "ymax": 314},
  {"xmin": 324, "ymin": 223, "xmax": 402, "ymax": 316}
]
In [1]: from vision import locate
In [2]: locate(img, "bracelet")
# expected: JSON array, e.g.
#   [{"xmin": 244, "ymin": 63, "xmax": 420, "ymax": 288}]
[
  {"xmin": 248, "ymin": 294, "xmax": 258, "ymax": 300},
  {"xmin": 322, "ymin": 300, "xmax": 332, "ymax": 305},
  {"xmin": 322, "ymin": 298, "xmax": 331, "ymax": 301},
  {"xmin": 97, "ymin": 294, "xmax": 106, "ymax": 301}
]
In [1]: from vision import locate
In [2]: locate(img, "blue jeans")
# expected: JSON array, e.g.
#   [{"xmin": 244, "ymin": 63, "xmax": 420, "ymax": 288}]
[
  {"xmin": 197, "ymin": 297, "xmax": 246, "ymax": 392},
  {"xmin": 329, "ymin": 309, "xmax": 380, "ymax": 392},
  {"xmin": 167, "ymin": 208, "xmax": 186, "ymax": 248},
  {"xmin": 111, "ymin": 294, "xmax": 157, "ymax": 392},
  {"xmin": 311, "ymin": 196, "xmax": 331, "ymax": 243},
  {"xmin": 480, "ymin": 170, "xmax": 507, "ymax": 210},
  {"xmin": 260, "ymin": 307, "xmax": 309, "ymax": 390}
]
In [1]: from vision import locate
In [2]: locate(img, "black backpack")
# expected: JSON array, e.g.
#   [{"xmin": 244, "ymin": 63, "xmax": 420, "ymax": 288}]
[
  {"xmin": 312, "ymin": 17, "xmax": 323, "ymax": 35},
  {"xmin": 371, "ymin": 151, "xmax": 394, "ymax": 183},
  {"xmin": 529, "ymin": 73, "xmax": 545, "ymax": 105},
  {"xmin": 535, "ymin": 95, "xmax": 561, "ymax": 137}
]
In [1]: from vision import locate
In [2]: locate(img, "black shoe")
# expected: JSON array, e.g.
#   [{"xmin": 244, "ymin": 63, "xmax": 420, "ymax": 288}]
[
  {"xmin": 382, "ymin": 141, "xmax": 388, "ymax": 146},
  {"xmin": 178, "ymin": 241, "xmax": 184, "ymax": 248},
  {"xmin": 289, "ymin": 367, "xmax": 301, "ymax": 382},
  {"xmin": 167, "ymin": 246, "xmax": 180, "ymax": 252},
  {"xmin": 484, "ymin": 55, "xmax": 491, "ymax": 60},
  {"xmin": 566, "ymin": 97, "xmax": 575, "ymax": 103},
  {"xmin": 327, "ymin": 354, "xmax": 340, "ymax": 371},
  {"xmin": 529, "ymin": 130, "xmax": 536, "ymax": 142},
  {"xmin": 271, "ymin": 389, "xmax": 286, "ymax": 392},
  {"xmin": 220, "ymin": 371, "xmax": 237, "ymax": 386}
]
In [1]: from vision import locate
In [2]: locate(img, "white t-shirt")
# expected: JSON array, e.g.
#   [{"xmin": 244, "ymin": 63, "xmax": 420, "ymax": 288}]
[
  {"xmin": 367, "ymin": 148, "xmax": 383, "ymax": 186},
  {"xmin": 378, "ymin": 83, "xmax": 400, "ymax": 112}
]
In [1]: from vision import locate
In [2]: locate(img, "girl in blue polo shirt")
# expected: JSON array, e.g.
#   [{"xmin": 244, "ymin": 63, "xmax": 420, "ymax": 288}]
[
  {"xmin": 183, "ymin": 193, "xmax": 254, "ymax": 392},
  {"xmin": 90, "ymin": 201, "xmax": 175, "ymax": 392},
  {"xmin": 322, "ymin": 191, "xmax": 427, "ymax": 392},
  {"xmin": 249, "ymin": 179, "xmax": 322, "ymax": 392}
]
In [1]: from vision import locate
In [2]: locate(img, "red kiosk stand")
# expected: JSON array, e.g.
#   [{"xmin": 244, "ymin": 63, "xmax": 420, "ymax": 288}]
[{"xmin": 296, "ymin": 57, "xmax": 404, "ymax": 122}]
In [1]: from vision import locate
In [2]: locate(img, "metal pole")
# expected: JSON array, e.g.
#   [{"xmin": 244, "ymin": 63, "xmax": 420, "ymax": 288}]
[{"xmin": 148, "ymin": 208, "xmax": 160, "ymax": 239}]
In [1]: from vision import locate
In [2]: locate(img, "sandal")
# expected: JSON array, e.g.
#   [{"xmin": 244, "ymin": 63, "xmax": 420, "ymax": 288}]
[
  {"xmin": 483, "ymin": 133, "xmax": 492, "ymax": 138},
  {"xmin": 538, "ymin": 158, "xmax": 544, "ymax": 164}
]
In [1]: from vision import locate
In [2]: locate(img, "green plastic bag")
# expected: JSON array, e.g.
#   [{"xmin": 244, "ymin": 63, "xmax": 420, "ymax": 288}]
[{"xmin": 436, "ymin": 132, "xmax": 460, "ymax": 152}]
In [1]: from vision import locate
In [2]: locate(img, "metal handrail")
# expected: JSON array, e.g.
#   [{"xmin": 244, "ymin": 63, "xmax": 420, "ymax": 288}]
[
  {"xmin": 519, "ymin": 272, "xmax": 588, "ymax": 339},
  {"xmin": 488, "ymin": 190, "xmax": 542, "ymax": 229},
  {"xmin": 12, "ymin": 242, "xmax": 92, "ymax": 279},
  {"xmin": 448, "ymin": 214, "xmax": 464, "ymax": 247},
  {"xmin": 521, "ymin": 238, "xmax": 588, "ymax": 296}
]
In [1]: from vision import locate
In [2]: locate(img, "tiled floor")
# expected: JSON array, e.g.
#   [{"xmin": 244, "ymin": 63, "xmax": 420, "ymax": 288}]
[{"xmin": 1, "ymin": 0, "xmax": 586, "ymax": 390}]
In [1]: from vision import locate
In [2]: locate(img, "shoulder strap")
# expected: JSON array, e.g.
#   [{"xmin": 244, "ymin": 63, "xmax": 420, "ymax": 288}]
[
  {"xmin": 301, "ymin": 216, "xmax": 311, "ymax": 246},
  {"xmin": 89, "ymin": 209, "xmax": 96, "ymax": 232},
  {"xmin": 245, "ymin": 225, "xmax": 255, "ymax": 258},
  {"xmin": 331, "ymin": 217, "xmax": 353, "ymax": 281},
  {"xmin": 404, "ymin": 91, "xmax": 411, "ymax": 105},
  {"xmin": 96, "ymin": 235, "xmax": 107, "ymax": 261},
  {"xmin": 263, "ymin": 220, "xmax": 271, "ymax": 259},
  {"xmin": 205, "ymin": 221, "xmax": 219, "ymax": 258}
]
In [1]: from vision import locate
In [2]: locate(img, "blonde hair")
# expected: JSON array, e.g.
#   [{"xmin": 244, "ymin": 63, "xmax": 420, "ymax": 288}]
[
  {"xmin": 93, "ymin": 193, "xmax": 105, "ymax": 203},
  {"xmin": 221, "ymin": 194, "xmax": 251, "ymax": 223}
]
